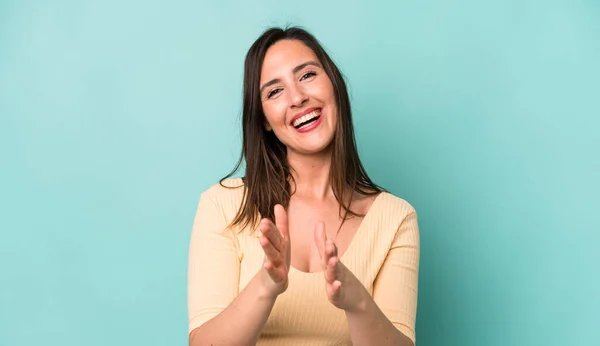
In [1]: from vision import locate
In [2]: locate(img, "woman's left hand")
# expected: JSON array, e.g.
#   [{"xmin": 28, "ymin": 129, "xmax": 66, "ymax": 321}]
[{"xmin": 313, "ymin": 222, "xmax": 368, "ymax": 312}]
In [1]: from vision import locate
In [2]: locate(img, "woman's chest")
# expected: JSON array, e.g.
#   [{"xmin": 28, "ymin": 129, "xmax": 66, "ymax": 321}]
[{"xmin": 286, "ymin": 205, "xmax": 364, "ymax": 273}]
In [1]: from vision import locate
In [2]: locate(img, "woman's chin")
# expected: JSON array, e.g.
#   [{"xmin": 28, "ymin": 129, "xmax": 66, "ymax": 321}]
[{"xmin": 287, "ymin": 141, "xmax": 334, "ymax": 156}]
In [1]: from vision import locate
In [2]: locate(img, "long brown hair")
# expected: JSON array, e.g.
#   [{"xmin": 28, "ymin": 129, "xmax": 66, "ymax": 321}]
[{"xmin": 221, "ymin": 26, "xmax": 383, "ymax": 231}]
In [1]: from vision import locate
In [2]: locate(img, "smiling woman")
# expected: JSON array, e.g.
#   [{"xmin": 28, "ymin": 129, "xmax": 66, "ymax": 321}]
[
  {"xmin": 260, "ymin": 40, "xmax": 336, "ymax": 153},
  {"xmin": 187, "ymin": 27, "xmax": 420, "ymax": 346}
]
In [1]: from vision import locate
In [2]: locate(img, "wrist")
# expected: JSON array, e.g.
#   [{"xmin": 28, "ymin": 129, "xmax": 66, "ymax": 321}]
[
  {"xmin": 255, "ymin": 268, "xmax": 283, "ymax": 301},
  {"xmin": 346, "ymin": 287, "xmax": 370, "ymax": 314}
]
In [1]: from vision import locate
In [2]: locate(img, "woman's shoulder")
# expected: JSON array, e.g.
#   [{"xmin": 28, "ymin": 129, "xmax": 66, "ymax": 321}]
[
  {"xmin": 200, "ymin": 177, "xmax": 246, "ymax": 211},
  {"xmin": 376, "ymin": 190, "xmax": 417, "ymax": 217},
  {"xmin": 204, "ymin": 178, "xmax": 244, "ymax": 194},
  {"xmin": 372, "ymin": 192, "xmax": 419, "ymax": 243},
  {"xmin": 195, "ymin": 178, "xmax": 248, "ymax": 231}
]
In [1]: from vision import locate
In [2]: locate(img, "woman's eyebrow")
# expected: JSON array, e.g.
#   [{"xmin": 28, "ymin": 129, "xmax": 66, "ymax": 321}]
[
  {"xmin": 260, "ymin": 61, "xmax": 322, "ymax": 94},
  {"xmin": 292, "ymin": 61, "xmax": 321, "ymax": 74}
]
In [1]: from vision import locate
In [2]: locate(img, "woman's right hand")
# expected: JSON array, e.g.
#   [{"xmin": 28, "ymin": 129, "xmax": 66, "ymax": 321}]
[{"xmin": 258, "ymin": 204, "xmax": 291, "ymax": 298}]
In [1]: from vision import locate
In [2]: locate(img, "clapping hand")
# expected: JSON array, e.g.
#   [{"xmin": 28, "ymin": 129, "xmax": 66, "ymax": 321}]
[
  {"xmin": 258, "ymin": 204, "xmax": 291, "ymax": 298},
  {"xmin": 313, "ymin": 222, "xmax": 368, "ymax": 312}
]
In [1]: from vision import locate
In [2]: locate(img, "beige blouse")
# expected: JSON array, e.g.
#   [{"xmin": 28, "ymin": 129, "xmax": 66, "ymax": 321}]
[{"xmin": 188, "ymin": 178, "xmax": 420, "ymax": 345}]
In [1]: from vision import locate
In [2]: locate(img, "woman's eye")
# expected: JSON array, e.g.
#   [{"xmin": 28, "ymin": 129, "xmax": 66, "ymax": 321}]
[
  {"xmin": 267, "ymin": 89, "xmax": 281, "ymax": 98},
  {"xmin": 300, "ymin": 71, "xmax": 316, "ymax": 81}
]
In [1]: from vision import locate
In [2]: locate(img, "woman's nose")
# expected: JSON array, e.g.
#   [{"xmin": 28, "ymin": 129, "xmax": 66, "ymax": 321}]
[{"xmin": 288, "ymin": 84, "xmax": 308, "ymax": 108}]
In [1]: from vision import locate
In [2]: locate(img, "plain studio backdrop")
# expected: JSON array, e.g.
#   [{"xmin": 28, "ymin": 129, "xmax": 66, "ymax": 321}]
[{"xmin": 1, "ymin": 1, "xmax": 598, "ymax": 345}]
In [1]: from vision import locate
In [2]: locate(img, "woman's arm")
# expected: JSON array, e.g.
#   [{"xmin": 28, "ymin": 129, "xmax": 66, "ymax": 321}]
[
  {"xmin": 314, "ymin": 210, "xmax": 419, "ymax": 345},
  {"xmin": 368, "ymin": 211, "xmax": 419, "ymax": 345},
  {"xmin": 344, "ymin": 291, "xmax": 414, "ymax": 346},
  {"xmin": 188, "ymin": 192, "xmax": 291, "ymax": 345},
  {"xmin": 189, "ymin": 270, "xmax": 277, "ymax": 345},
  {"xmin": 314, "ymin": 256, "xmax": 414, "ymax": 346}
]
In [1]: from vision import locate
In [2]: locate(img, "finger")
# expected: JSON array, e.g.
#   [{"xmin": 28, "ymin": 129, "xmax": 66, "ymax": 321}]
[
  {"xmin": 260, "ymin": 236, "xmax": 282, "ymax": 266},
  {"xmin": 260, "ymin": 219, "xmax": 282, "ymax": 251},
  {"xmin": 313, "ymin": 221, "xmax": 326, "ymax": 259},
  {"xmin": 326, "ymin": 240, "xmax": 338, "ymax": 257},
  {"xmin": 327, "ymin": 279, "xmax": 342, "ymax": 299},
  {"xmin": 323, "ymin": 239, "xmax": 336, "ymax": 269},
  {"xmin": 274, "ymin": 204, "xmax": 289, "ymax": 240},
  {"xmin": 331, "ymin": 280, "xmax": 342, "ymax": 295},
  {"xmin": 263, "ymin": 261, "xmax": 284, "ymax": 283},
  {"xmin": 325, "ymin": 254, "xmax": 338, "ymax": 283}
]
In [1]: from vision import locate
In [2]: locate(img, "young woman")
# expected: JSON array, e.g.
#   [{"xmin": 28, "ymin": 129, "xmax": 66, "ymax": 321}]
[{"xmin": 188, "ymin": 27, "xmax": 420, "ymax": 346}]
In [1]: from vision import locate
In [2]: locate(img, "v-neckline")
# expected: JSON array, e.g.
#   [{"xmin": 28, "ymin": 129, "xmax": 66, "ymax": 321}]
[{"xmin": 290, "ymin": 191, "xmax": 388, "ymax": 275}]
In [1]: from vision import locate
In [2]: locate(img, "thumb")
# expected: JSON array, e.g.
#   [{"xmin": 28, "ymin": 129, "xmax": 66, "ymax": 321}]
[
  {"xmin": 313, "ymin": 221, "xmax": 326, "ymax": 258},
  {"xmin": 274, "ymin": 204, "xmax": 289, "ymax": 240}
]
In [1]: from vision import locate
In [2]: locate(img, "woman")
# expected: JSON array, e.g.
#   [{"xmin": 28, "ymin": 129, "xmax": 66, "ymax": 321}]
[{"xmin": 188, "ymin": 27, "xmax": 420, "ymax": 346}]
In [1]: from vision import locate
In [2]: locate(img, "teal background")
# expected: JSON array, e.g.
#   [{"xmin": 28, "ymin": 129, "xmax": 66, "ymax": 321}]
[{"xmin": 1, "ymin": 1, "xmax": 598, "ymax": 345}]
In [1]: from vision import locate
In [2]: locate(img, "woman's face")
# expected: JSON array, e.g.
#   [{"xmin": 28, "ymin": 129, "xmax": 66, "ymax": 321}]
[{"xmin": 259, "ymin": 39, "xmax": 337, "ymax": 155}]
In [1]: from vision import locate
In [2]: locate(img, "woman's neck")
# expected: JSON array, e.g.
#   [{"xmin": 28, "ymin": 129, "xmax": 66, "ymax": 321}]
[{"xmin": 287, "ymin": 149, "xmax": 334, "ymax": 201}]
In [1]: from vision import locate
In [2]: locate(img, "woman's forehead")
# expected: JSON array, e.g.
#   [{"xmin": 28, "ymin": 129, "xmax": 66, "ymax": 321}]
[{"xmin": 261, "ymin": 40, "xmax": 319, "ymax": 77}]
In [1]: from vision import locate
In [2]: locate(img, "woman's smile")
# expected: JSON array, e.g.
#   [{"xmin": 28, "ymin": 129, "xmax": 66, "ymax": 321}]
[{"xmin": 291, "ymin": 107, "xmax": 323, "ymax": 132}]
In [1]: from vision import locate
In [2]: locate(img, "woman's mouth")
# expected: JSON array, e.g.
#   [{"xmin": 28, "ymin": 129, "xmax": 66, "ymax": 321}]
[{"xmin": 292, "ymin": 109, "xmax": 322, "ymax": 129}]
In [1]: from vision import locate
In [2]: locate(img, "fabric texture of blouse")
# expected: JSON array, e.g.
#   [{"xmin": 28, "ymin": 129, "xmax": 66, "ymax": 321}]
[{"xmin": 188, "ymin": 178, "xmax": 420, "ymax": 345}]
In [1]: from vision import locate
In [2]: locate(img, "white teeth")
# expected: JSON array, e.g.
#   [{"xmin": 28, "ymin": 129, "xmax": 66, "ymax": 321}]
[{"xmin": 292, "ymin": 110, "xmax": 321, "ymax": 128}]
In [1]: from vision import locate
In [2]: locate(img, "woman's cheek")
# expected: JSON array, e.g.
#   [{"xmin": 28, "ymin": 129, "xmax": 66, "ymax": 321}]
[{"xmin": 264, "ymin": 102, "xmax": 287, "ymax": 128}]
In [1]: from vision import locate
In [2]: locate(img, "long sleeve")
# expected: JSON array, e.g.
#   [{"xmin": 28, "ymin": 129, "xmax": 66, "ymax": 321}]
[
  {"xmin": 187, "ymin": 191, "xmax": 241, "ymax": 334},
  {"xmin": 372, "ymin": 211, "xmax": 420, "ymax": 344}
]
